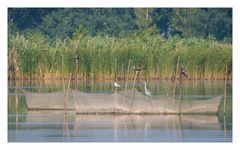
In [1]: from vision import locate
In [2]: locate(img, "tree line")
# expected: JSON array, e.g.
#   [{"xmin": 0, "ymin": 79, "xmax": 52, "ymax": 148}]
[{"xmin": 8, "ymin": 8, "xmax": 232, "ymax": 41}]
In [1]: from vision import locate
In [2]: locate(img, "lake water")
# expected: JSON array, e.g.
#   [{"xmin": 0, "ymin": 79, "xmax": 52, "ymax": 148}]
[{"xmin": 8, "ymin": 80, "xmax": 232, "ymax": 142}]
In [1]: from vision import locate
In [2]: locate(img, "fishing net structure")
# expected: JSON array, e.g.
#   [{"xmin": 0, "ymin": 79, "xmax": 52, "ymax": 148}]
[
  {"xmin": 22, "ymin": 90, "xmax": 75, "ymax": 110},
  {"xmin": 22, "ymin": 88, "xmax": 222, "ymax": 114},
  {"xmin": 72, "ymin": 89, "xmax": 222, "ymax": 115}
]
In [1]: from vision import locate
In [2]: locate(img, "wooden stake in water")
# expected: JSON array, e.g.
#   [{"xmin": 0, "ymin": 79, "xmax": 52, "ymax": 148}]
[
  {"xmin": 172, "ymin": 56, "xmax": 180, "ymax": 103},
  {"xmin": 74, "ymin": 54, "xmax": 79, "ymax": 90},
  {"xmin": 178, "ymin": 71, "xmax": 183, "ymax": 114},
  {"xmin": 124, "ymin": 59, "xmax": 131, "ymax": 97},
  {"xmin": 61, "ymin": 55, "xmax": 65, "ymax": 93},
  {"xmin": 64, "ymin": 73, "xmax": 72, "ymax": 114},
  {"xmin": 129, "ymin": 71, "xmax": 138, "ymax": 112},
  {"xmin": 114, "ymin": 58, "xmax": 118, "ymax": 93},
  {"xmin": 115, "ymin": 58, "xmax": 117, "ymax": 82},
  {"xmin": 76, "ymin": 63, "xmax": 78, "ymax": 90},
  {"xmin": 224, "ymin": 66, "xmax": 228, "ymax": 115}
]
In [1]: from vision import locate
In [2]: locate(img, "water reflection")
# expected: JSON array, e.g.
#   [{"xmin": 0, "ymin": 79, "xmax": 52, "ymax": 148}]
[
  {"xmin": 8, "ymin": 111, "xmax": 231, "ymax": 142},
  {"xmin": 8, "ymin": 80, "xmax": 232, "ymax": 142}
]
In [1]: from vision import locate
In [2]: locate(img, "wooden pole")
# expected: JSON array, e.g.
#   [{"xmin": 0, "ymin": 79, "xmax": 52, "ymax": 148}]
[
  {"xmin": 76, "ymin": 63, "xmax": 78, "ymax": 90},
  {"xmin": 115, "ymin": 58, "xmax": 117, "ymax": 82},
  {"xmin": 64, "ymin": 73, "xmax": 72, "ymax": 114},
  {"xmin": 178, "ymin": 71, "xmax": 183, "ymax": 114},
  {"xmin": 114, "ymin": 58, "xmax": 117, "ymax": 93},
  {"xmin": 157, "ymin": 65, "xmax": 160, "ymax": 80},
  {"xmin": 173, "ymin": 56, "xmax": 180, "ymax": 102},
  {"xmin": 61, "ymin": 55, "xmax": 65, "ymax": 93},
  {"xmin": 129, "ymin": 71, "xmax": 138, "ymax": 112},
  {"xmin": 124, "ymin": 59, "xmax": 131, "ymax": 97},
  {"xmin": 224, "ymin": 66, "xmax": 228, "ymax": 115}
]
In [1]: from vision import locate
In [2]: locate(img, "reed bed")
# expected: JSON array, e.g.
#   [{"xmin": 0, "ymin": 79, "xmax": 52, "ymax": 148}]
[{"xmin": 8, "ymin": 32, "xmax": 232, "ymax": 80}]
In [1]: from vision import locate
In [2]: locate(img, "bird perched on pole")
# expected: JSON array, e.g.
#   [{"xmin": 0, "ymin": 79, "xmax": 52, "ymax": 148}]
[
  {"xmin": 180, "ymin": 66, "xmax": 188, "ymax": 78},
  {"xmin": 143, "ymin": 82, "xmax": 151, "ymax": 97},
  {"xmin": 133, "ymin": 65, "xmax": 143, "ymax": 76}
]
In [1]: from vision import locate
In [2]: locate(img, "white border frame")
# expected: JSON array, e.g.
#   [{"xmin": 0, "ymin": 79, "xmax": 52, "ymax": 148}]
[{"xmin": 1, "ymin": 0, "xmax": 239, "ymax": 149}]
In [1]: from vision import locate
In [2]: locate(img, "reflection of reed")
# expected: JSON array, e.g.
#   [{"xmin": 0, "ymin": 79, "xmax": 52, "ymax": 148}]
[
  {"xmin": 26, "ymin": 110, "xmax": 75, "ymax": 141},
  {"xmin": 62, "ymin": 113, "xmax": 71, "ymax": 141},
  {"xmin": 15, "ymin": 81, "xmax": 19, "ymax": 142},
  {"xmin": 73, "ymin": 115, "xmax": 220, "ymax": 142}
]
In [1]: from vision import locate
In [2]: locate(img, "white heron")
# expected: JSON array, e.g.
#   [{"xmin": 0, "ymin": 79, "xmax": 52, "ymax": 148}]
[
  {"xmin": 114, "ymin": 82, "xmax": 121, "ymax": 88},
  {"xmin": 143, "ymin": 82, "xmax": 151, "ymax": 97},
  {"xmin": 114, "ymin": 82, "xmax": 121, "ymax": 93}
]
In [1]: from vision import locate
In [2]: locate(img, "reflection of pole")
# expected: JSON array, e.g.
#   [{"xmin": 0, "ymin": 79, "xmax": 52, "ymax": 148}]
[
  {"xmin": 15, "ymin": 108, "xmax": 19, "ymax": 142},
  {"xmin": 224, "ymin": 114, "xmax": 227, "ymax": 140},
  {"xmin": 124, "ymin": 59, "xmax": 131, "ymax": 97},
  {"xmin": 15, "ymin": 72, "xmax": 19, "ymax": 142},
  {"xmin": 62, "ymin": 113, "xmax": 70, "ymax": 141},
  {"xmin": 114, "ymin": 117, "xmax": 118, "ymax": 142},
  {"xmin": 64, "ymin": 73, "xmax": 72, "ymax": 114}
]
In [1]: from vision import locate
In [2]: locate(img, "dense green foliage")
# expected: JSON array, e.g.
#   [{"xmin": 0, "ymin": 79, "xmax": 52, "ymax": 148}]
[
  {"xmin": 8, "ymin": 29, "xmax": 232, "ymax": 80},
  {"xmin": 9, "ymin": 8, "xmax": 232, "ymax": 40},
  {"xmin": 8, "ymin": 8, "xmax": 232, "ymax": 80}
]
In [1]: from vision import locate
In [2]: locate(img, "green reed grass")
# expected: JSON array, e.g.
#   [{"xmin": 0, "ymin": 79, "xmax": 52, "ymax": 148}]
[{"xmin": 8, "ymin": 32, "xmax": 232, "ymax": 80}]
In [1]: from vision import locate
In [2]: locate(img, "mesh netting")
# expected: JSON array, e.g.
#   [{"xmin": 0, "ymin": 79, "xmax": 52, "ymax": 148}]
[
  {"xmin": 23, "ymin": 90, "xmax": 75, "ymax": 110},
  {"xmin": 72, "ymin": 89, "xmax": 222, "ymax": 114},
  {"xmin": 22, "ymin": 89, "xmax": 222, "ymax": 114}
]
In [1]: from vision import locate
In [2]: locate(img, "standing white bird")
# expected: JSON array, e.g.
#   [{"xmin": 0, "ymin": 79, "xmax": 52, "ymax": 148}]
[
  {"xmin": 114, "ymin": 82, "xmax": 120, "ymax": 93},
  {"xmin": 143, "ymin": 82, "xmax": 151, "ymax": 97},
  {"xmin": 114, "ymin": 82, "xmax": 121, "ymax": 88}
]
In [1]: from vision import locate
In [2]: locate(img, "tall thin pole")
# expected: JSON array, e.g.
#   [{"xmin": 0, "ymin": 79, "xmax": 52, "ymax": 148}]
[
  {"xmin": 173, "ymin": 56, "xmax": 180, "ymax": 102},
  {"xmin": 178, "ymin": 70, "xmax": 183, "ymax": 114},
  {"xmin": 76, "ymin": 62, "xmax": 78, "ymax": 90},
  {"xmin": 115, "ymin": 58, "xmax": 117, "ymax": 82},
  {"xmin": 64, "ymin": 73, "xmax": 72, "ymax": 114},
  {"xmin": 129, "ymin": 71, "xmax": 138, "ymax": 112},
  {"xmin": 124, "ymin": 59, "xmax": 131, "ymax": 97},
  {"xmin": 157, "ymin": 65, "xmax": 160, "ymax": 80},
  {"xmin": 74, "ymin": 54, "xmax": 79, "ymax": 90},
  {"xmin": 114, "ymin": 58, "xmax": 117, "ymax": 93},
  {"xmin": 61, "ymin": 55, "xmax": 65, "ymax": 93},
  {"xmin": 224, "ymin": 66, "xmax": 228, "ymax": 115}
]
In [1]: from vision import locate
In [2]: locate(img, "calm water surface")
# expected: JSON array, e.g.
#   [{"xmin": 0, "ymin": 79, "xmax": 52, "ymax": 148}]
[{"xmin": 8, "ymin": 80, "xmax": 232, "ymax": 142}]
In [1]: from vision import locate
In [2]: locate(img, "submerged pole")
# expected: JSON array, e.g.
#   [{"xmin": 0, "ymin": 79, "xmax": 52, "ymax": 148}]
[
  {"xmin": 124, "ymin": 59, "xmax": 131, "ymax": 97},
  {"xmin": 64, "ymin": 73, "xmax": 72, "ymax": 114}
]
